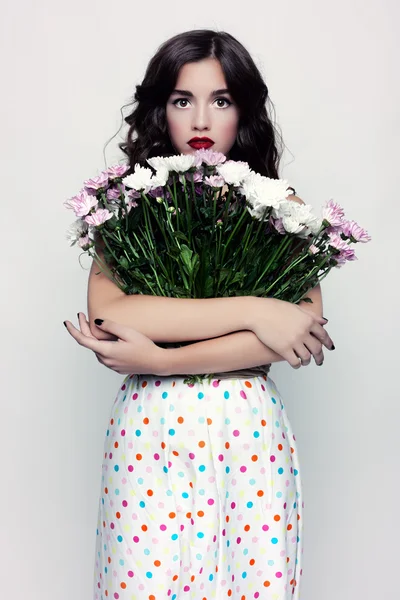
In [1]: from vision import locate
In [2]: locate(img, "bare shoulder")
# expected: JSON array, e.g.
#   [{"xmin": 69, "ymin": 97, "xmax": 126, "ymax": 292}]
[{"xmin": 287, "ymin": 192, "xmax": 305, "ymax": 205}]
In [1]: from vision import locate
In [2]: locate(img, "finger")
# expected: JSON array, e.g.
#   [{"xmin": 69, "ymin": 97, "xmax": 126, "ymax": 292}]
[
  {"xmin": 305, "ymin": 335, "xmax": 324, "ymax": 366},
  {"xmin": 294, "ymin": 345, "xmax": 312, "ymax": 367},
  {"xmin": 310, "ymin": 323, "xmax": 335, "ymax": 350},
  {"xmin": 94, "ymin": 318, "xmax": 131, "ymax": 341},
  {"xmin": 64, "ymin": 320, "xmax": 116, "ymax": 354},
  {"xmin": 288, "ymin": 350, "xmax": 303, "ymax": 369},
  {"xmin": 79, "ymin": 312, "xmax": 118, "ymax": 341},
  {"xmin": 77, "ymin": 312, "xmax": 96, "ymax": 339}
]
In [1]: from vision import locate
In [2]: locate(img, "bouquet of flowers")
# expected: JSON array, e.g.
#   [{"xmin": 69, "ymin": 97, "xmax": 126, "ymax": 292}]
[{"xmin": 65, "ymin": 149, "xmax": 371, "ymax": 307}]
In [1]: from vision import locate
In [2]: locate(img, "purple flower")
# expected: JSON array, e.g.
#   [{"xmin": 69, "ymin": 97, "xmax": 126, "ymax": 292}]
[
  {"xmin": 322, "ymin": 199, "xmax": 345, "ymax": 228},
  {"xmin": 107, "ymin": 186, "xmax": 124, "ymax": 200},
  {"xmin": 83, "ymin": 172, "xmax": 109, "ymax": 194},
  {"xmin": 269, "ymin": 215, "xmax": 285, "ymax": 235},
  {"xmin": 64, "ymin": 189, "xmax": 98, "ymax": 217},
  {"xmin": 341, "ymin": 219, "xmax": 371, "ymax": 243},
  {"xmin": 204, "ymin": 175, "xmax": 225, "ymax": 188},
  {"xmin": 334, "ymin": 247, "xmax": 357, "ymax": 268},
  {"xmin": 106, "ymin": 164, "xmax": 129, "ymax": 178},
  {"xmin": 193, "ymin": 148, "xmax": 227, "ymax": 167},
  {"xmin": 84, "ymin": 208, "xmax": 114, "ymax": 226}
]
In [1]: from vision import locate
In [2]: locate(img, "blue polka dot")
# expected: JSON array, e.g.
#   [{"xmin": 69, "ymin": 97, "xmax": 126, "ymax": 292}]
[
  {"xmin": 114, "ymin": 465, "xmax": 119, "ymax": 472},
  {"xmin": 198, "ymin": 392, "xmax": 204, "ymax": 399},
  {"xmin": 271, "ymin": 537, "xmax": 278, "ymax": 544},
  {"xmin": 199, "ymin": 465, "xmax": 206, "ymax": 472},
  {"xmin": 135, "ymin": 429, "xmax": 141, "ymax": 436},
  {"xmin": 253, "ymin": 431, "xmax": 260, "ymax": 438},
  {"xmin": 162, "ymin": 391, "xmax": 168, "ymax": 399},
  {"xmin": 169, "ymin": 428, "xmax": 175, "ymax": 435},
  {"xmin": 197, "ymin": 532, "xmax": 204, "ymax": 538},
  {"xmin": 224, "ymin": 391, "xmax": 230, "ymax": 399},
  {"xmin": 182, "ymin": 492, "xmax": 189, "ymax": 498},
  {"xmin": 171, "ymin": 533, "xmax": 178, "ymax": 540},
  {"xmin": 146, "ymin": 571, "xmax": 153, "ymax": 578},
  {"xmin": 139, "ymin": 501, "xmax": 146, "ymax": 508},
  {"xmin": 117, "ymin": 535, "xmax": 123, "ymax": 542},
  {"xmin": 246, "ymin": 501, "xmax": 253, "ymax": 508},
  {"xmin": 242, "ymin": 571, "xmax": 247, "ymax": 578}
]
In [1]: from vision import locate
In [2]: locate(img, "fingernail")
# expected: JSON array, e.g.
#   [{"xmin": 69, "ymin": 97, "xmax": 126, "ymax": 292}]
[
  {"xmin": 63, "ymin": 321, "xmax": 67, "ymax": 328},
  {"xmin": 94, "ymin": 318, "xmax": 104, "ymax": 326},
  {"xmin": 77, "ymin": 312, "xmax": 80, "ymax": 320},
  {"xmin": 323, "ymin": 316, "xmax": 328, "ymax": 322},
  {"xmin": 331, "ymin": 344, "xmax": 335, "ymax": 350}
]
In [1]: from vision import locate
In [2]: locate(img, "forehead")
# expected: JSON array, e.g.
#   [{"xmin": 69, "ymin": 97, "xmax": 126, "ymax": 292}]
[{"xmin": 175, "ymin": 58, "xmax": 228, "ymax": 90}]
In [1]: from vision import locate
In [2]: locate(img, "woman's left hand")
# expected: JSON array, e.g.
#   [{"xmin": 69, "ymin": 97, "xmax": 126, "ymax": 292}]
[{"xmin": 63, "ymin": 312, "xmax": 165, "ymax": 375}]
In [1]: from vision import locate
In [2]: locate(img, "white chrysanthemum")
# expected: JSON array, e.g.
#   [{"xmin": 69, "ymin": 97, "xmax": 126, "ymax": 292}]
[
  {"xmin": 166, "ymin": 154, "xmax": 196, "ymax": 172},
  {"xmin": 216, "ymin": 160, "xmax": 251, "ymax": 186},
  {"xmin": 123, "ymin": 164, "xmax": 154, "ymax": 192},
  {"xmin": 150, "ymin": 165, "xmax": 169, "ymax": 188},
  {"xmin": 240, "ymin": 173, "xmax": 291, "ymax": 213},
  {"xmin": 66, "ymin": 219, "xmax": 89, "ymax": 245},
  {"xmin": 146, "ymin": 156, "xmax": 170, "ymax": 171},
  {"xmin": 272, "ymin": 200, "xmax": 320, "ymax": 238}
]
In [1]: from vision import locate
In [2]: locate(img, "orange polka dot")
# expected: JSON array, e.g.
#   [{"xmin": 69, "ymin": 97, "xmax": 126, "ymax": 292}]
[
  {"xmin": 141, "ymin": 524, "xmax": 148, "ymax": 531},
  {"xmin": 116, "ymin": 512, "xmax": 121, "ymax": 519},
  {"xmin": 225, "ymin": 441, "xmax": 230, "ymax": 449},
  {"xmin": 249, "ymin": 558, "xmax": 255, "ymax": 565},
  {"xmin": 290, "ymin": 446, "xmax": 295, "ymax": 454},
  {"xmin": 198, "ymin": 440, "xmax": 206, "ymax": 447},
  {"xmin": 228, "ymin": 590, "xmax": 232, "ymax": 597},
  {"xmin": 120, "ymin": 582, "xmax": 127, "ymax": 589},
  {"xmin": 149, "ymin": 595, "xmax": 156, "ymax": 600},
  {"xmin": 110, "ymin": 418, "xmax": 114, "ymax": 425},
  {"xmin": 147, "ymin": 490, "xmax": 153, "ymax": 496},
  {"xmin": 263, "ymin": 580, "xmax": 271, "ymax": 587},
  {"xmin": 141, "ymin": 381, "xmax": 147, "ymax": 388},
  {"xmin": 154, "ymin": 560, "xmax": 161, "ymax": 567},
  {"xmin": 244, "ymin": 524, "xmax": 250, "ymax": 531},
  {"xmin": 172, "ymin": 574, "xmax": 178, "ymax": 581},
  {"xmin": 226, "ymin": 515, "xmax": 230, "ymax": 522},
  {"xmin": 274, "ymin": 514, "xmax": 280, "ymax": 522},
  {"xmin": 104, "ymin": 487, "xmax": 108, "ymax": 494},
  {"xmin": 186, "ymin": 511, "xmax": 191, "ymax": 518},
  {"xmin": 251, "ymin": 455, "xmax": 258, "ymax": 461},
  {"xmin": 172, "ymin": 381, "xmax": 176, "ymax": 387},
  {"xmin": 136, "ymin": 453, "xmax": 142, "ymax": 460},
  {"xmin": 114, "ymin": 441, "xmax": 119, "ymax": 448},
  {"xmin": 244, "ymin": 380, "xmax": 252, "ymax": 388},
  {"xmin": 161, "ymin": 441, "xmax": 166, "ymax": 449},
  {"xmin": 287, "ymin": 524, "xmax": 293, "ymax": 531},
  {"xmin": 197, "ymin": 510, "xmax": 204, "ymax": 517},
  {"xmin": 191, "ymin": 575, "xmax": 196, "ymax": 582},
  {"xmin": 143, "ymin": 417, "xmax": 149, "ymax": 424},
  {"xmin": 257, "ymin": 490, "xmax": 264, "ymax": 497},
  {"xmin": 172, "ymin": 450, "xmax": 179, "ymax": 456},
  {"xmin": 177, "ymin": 416, "xmax": 184, "ymax": 423},
  {"xmin": 278, "ymin": 444, "xmax": 283, "ymax": 451},
  {"xmin": 169, "ymin": 512, "xmax": 176, "ymax": 519},
  {"xmin": 261, "ymin": 419, "xmax": 267, "ymax": 426},
  {"xmin": 207, "ymin": 417, "xmax": 212, "ymax": 425}
]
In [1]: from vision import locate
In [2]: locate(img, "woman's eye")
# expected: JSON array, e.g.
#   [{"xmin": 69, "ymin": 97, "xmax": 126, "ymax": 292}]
[{"xmin": 172, "ymin": 97, "xmax": 232, "ymax": 108}]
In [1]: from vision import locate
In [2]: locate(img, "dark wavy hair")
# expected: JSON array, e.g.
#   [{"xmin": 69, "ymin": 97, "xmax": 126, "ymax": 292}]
[{"xmin": 106, "ymin": 29, "xmax": 286, "ymax": 179}]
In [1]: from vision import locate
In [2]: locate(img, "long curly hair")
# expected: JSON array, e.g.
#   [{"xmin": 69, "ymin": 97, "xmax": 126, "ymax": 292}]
[{"xmin": 108, "ymin": 29, "xmax": 286, "ymax": 179}]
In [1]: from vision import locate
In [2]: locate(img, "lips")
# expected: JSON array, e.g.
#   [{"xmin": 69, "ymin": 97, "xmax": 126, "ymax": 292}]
[{"xmin": 188, "ymin": 137, "xmax": 214, "ymax": 149}]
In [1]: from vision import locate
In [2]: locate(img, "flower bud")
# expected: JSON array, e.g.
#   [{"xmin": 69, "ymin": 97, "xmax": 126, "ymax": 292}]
[{"xmin": 156, "ymin": 196, "xmax": 164, "ymax": 204}]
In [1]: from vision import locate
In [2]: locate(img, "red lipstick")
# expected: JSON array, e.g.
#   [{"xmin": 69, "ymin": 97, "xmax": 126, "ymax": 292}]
[{"xmin": 188, "ymin": 137, "xmax": 214, "ymax": 149}]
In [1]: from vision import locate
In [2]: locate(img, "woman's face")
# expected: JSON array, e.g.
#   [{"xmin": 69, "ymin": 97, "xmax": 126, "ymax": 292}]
[{"xmin": 166, "ymin": 58, "xmax": 240, "ymax": 157}]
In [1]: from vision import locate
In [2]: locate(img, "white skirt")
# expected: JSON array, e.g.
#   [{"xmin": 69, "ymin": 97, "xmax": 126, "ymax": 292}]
[{"xmin": 93, "ymin": 372, "xmax": 304, "ymax": 600}]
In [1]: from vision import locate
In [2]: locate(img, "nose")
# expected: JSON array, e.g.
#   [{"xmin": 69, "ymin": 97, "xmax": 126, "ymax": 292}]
[{"xmin": 192, "ymin": 103, "xmax": 211, "ymax": 131}]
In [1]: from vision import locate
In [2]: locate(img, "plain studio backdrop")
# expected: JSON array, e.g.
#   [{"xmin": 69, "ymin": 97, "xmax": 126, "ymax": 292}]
[{"xmin": 1, "ymin": 0, "xmax": 398, "ymax": 598}]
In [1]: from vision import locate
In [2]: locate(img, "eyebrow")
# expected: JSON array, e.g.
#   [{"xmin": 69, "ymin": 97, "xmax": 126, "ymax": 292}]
[{"xmin": 170, "ymin": 88, "xmax": 231, "ymax": 97}]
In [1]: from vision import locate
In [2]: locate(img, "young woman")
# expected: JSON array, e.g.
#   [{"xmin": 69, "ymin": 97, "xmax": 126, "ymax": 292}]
[{"xmin": 65, "ymin": 29, "xmax": 334, "ymax": 600}]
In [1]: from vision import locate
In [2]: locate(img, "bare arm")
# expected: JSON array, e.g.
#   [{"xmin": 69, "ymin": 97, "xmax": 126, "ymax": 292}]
[
  {"xmin": 159, "ymin": 282, "xmax": 324, "ymax": 374},
  {"xmin": 87, "ymin": 246, "xmax": 253, "ymax": 342}
]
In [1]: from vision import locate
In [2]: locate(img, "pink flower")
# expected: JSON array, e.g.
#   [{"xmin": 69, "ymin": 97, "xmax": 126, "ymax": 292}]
[
  {"xmin": 64, "ymin": 189, "xmax": 98, "ymax": 217},
  {"xmin": 193, "ymin": 148, "xmax": 227, "ymax": 167},
  {"xmin": 83, "ymin": 172, "xmax": 109, "ymax": 194},
  {"xmin": 309, "ymin": 244, "xmax": 320, "ymax": 254},
  {"xmin": 341, "ymin": 219, "xmax": 371, "ymax": 243},
  {"xmin": 84, "ymin": 208, "xmax": 113, "ymax": 226},
  {"xmin": 127, "ymin": 199, "xmax": 138, "ymax": 210},
  {"xmin": 334, "ymin": 247, "xmax": 357, "ymax": 267},
  {"xmin": 322, "ymin": 199, "xmax": 345, "ymax": 227},
  {"xmin": 106, "ymin": 164, "xmax": 129, "ymax": 178},
  {"xmin": 328, "ymin": 232, "xmax": 350, "ymax": 252},
  {"xmin": 204, "ymin": 175, "xmax": 226, "ymax": 188},
  {"xmin": 107, "ymin": 186, "xmax": 124, "ymax": 200},
  {"xmin": 269, "ymin": 215, "xmax": 285, "ymax": 234},
  {"xmin": 78, "ymin": 234, "xmax": 91, "ymax": 248}
]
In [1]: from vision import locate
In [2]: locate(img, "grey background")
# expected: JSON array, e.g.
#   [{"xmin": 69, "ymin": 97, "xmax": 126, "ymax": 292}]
[{"xmin": 1, "ymin": 0, "xmax": 398, "ymax": 598}]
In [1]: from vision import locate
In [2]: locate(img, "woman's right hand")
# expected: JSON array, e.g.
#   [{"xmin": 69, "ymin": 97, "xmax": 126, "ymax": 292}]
[{"xmin": 249, "ymin": 297, "xmax": 334, "ymax": 368}]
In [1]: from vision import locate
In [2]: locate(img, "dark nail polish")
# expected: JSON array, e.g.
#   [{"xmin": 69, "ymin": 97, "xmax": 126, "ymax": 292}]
[
  {"xmin": 77, "ymin": 312, "xmax": 80, "ymax": 320},
  {"xmin": 323, "ymin": 316, "xmax": 328, "ymax": 322},
  {"xmin": 331, "ymin": 344, "xmax": 335, "ymax": 350},
  {"xmin": 63, "ymin": 321, "xmax": 67, "ymax": 328},
  {"xmin": 94, "ymin": 318, "xmax": 104, "ymax": 326}
]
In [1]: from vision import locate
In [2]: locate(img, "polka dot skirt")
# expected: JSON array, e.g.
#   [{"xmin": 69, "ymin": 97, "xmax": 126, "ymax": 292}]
[{"xmin": 93, "ymin": 373, "xmax": 304, "ymax": 599}]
